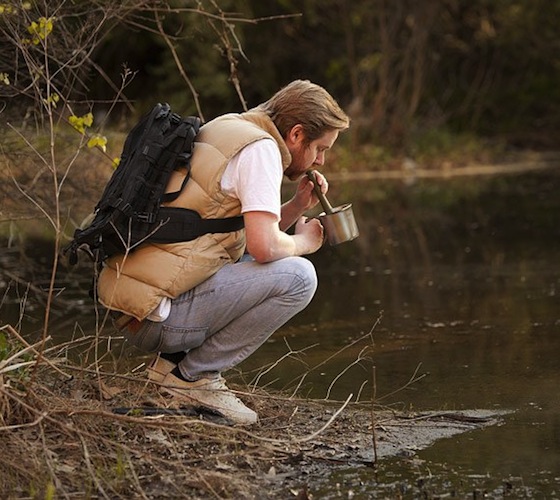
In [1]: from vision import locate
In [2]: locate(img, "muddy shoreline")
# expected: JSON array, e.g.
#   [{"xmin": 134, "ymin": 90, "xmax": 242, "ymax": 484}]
[
  {"xmin": 0, "ymin": 348, "xmax": 510, "ymax": 499},
  {"xmin": 102, "ymin": 387, "xmax": 510, "ymax": 498}
]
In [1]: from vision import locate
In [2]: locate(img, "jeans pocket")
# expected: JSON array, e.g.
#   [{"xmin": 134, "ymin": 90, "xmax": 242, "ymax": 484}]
[
  {"xmin": 124, "ymin": 320, "xmax": 163, "ymax": 353},
  {"xmin": 158, "ymin": 324, "xmax": 208, "ymax": 352}
]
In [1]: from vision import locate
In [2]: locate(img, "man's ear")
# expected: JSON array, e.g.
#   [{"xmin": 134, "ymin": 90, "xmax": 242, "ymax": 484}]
[{"xmin": 286, "ymin": 124, "xmax": 305, "ymax": 146}]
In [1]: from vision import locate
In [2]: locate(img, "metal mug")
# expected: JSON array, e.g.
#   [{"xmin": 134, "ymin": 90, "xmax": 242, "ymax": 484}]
[{"xmin": 306, "ymin": 170, "xmax": 359, "ymax": 246}]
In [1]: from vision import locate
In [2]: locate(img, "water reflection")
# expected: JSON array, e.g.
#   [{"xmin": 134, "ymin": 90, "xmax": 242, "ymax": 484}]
[
  {"xmin": 256, "ymin": 170, "xmax": 560, "ymax": 496},
  {"xmin": 2, "ymin": 169, "xmax": 560, "ymax": 496}
]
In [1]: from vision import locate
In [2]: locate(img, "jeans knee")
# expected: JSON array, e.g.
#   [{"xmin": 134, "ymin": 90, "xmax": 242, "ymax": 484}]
[{"xmin": 287, "ymin": 256, "xmax": 318, "ymax": 304}]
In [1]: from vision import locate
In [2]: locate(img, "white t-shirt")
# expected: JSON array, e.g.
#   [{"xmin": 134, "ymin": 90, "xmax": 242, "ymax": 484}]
[
  {"xmin": 220, "ymin": 138, "xmax": 282, "ymax": 220},
  {"xmin": 147, "ymin": 138, "xmax": 283, "ymax": 322}
]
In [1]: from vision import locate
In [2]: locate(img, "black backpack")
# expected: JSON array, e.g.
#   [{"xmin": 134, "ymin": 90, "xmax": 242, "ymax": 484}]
[{"xmin": 64, "ymin": 103, "xmax": 244, "ymax": 265}]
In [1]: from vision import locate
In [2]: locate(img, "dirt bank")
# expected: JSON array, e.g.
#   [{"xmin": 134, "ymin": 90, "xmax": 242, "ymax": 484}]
[{"xmin": 0, "ymin": 348, "xmax": 508, "ymax": 499}]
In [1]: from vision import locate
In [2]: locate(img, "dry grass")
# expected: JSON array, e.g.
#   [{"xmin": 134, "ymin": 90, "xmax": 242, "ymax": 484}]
[{"xmin": 0, "ymin": 324, "xmax": 372, "ymax": 499}]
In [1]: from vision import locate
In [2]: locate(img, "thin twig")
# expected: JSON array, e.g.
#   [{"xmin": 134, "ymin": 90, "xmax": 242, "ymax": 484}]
[
  {"xmin": 77, "ymin": 432, "xmax": 111, "ymax": 500},
  {"xmin": 371, "ymin": 365, "xmax": 378, "ymax": 465},
  {"xmin": 249, "ymin": 339, "xmax": 317, "ymax": 391},
  {"xmin": 155, "ymin": 11, "xmax": 204, "ymax": 120},
  {"xmin": 324, "ymin": 345, "xmax": 371, "ymax": 400},
  {"xmin": 0, "ymin": 411, "xmax": 47, "ymax": 431},
  {"xmin": 1, "ymin": 324, "xmax": 70, "ymax": 379},
  {"xmin": 375, "ymin": 362, "xmax": 427, "ymax": 402}
]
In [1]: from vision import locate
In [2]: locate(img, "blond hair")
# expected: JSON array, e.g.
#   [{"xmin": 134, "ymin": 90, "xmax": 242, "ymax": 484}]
[{"xmin": 257, "ymin": 80, "xmax": 349, "ymax": 143}]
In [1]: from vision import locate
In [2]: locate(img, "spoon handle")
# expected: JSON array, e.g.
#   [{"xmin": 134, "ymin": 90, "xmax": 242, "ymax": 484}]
[{"xmin": 306, "ymin": 170, "xmax": 334, "ymax": 214}]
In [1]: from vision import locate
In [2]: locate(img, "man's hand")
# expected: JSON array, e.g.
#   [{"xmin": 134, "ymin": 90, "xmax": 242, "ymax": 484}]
[
  {"xmin": 279, "ymin": 171, "xmax": 329, "ymax": 231},
  {"xmin": 245, "ymin": 211, "xmax": 324, "ymax": 263},
  {"xmin": 293, "ymin": 171, "xmax": 329, "ymax": 212},
  {"xmin": 294, "ymin": 216, "xmax": 324, "ymax": 254}
]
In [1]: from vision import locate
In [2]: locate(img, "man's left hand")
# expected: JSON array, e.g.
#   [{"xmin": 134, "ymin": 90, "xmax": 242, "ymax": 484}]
[{"xmin": 294, "ymin": 171, "xmax": 329, "ymax": 212}]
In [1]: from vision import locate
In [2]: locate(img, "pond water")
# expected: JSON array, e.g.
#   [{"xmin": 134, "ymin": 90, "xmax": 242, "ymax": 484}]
[{"xmin": 2, "ymin": 168, "xmax": 560, "ymax": 497}]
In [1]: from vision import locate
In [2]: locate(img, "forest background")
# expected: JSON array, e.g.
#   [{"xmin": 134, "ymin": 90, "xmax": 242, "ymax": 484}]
[{"xmin": 1, "ymin": 0, "xmax": 559, "ymax": 176}]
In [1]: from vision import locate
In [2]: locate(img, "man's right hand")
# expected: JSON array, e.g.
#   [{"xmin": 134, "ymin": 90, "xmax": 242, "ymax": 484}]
[
  {"xmin": 294, "ymin": 216, "xmax": 324, "ymax": 254},
  {"xmin": 244, "ymin": 211, "xmax": 324, "ymax": 263}
]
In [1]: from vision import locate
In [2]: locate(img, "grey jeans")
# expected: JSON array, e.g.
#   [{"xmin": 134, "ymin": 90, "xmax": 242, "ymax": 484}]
[{"xmin": 124, "ymin": 256, "xmax": 318, "ymax": 380}]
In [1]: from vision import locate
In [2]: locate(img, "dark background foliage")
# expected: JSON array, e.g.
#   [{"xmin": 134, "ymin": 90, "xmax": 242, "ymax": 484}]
[{"xmin": 2, "ymin": 0, "xmax": 559, "ymax": 151}]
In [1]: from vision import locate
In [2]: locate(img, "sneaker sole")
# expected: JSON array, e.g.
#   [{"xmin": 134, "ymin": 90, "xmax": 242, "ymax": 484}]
[{"xmin": 161, "ymin": 384, "xmax": 258, "ymax": 425}]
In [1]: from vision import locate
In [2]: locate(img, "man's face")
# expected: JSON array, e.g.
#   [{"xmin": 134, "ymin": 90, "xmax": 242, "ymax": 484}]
[{"xmin": 284, "ymin": 127, "xmax": 340, "ymax": 181}]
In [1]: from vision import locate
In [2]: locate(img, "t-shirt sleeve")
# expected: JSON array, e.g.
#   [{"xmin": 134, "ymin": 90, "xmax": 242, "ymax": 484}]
[{"xmin": 220, "ymin": 139, "xmax": 282, "ymax": 220}]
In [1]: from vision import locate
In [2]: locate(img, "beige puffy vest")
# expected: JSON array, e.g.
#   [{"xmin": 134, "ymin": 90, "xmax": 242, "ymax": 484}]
[{"xmin": 97, "ymin": 110, "xmax": 292, "ymax": 320}]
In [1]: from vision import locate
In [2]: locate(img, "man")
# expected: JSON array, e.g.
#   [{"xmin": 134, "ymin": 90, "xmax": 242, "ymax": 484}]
[{"xmin": 98, "ymin": 80, "xmax": 350, "ymax": 424}]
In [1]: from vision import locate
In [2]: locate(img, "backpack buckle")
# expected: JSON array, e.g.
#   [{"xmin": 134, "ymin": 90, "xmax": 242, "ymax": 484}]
[{"xmin": 136, "ymin": 212, "xmax": 156, "ymax": 223}]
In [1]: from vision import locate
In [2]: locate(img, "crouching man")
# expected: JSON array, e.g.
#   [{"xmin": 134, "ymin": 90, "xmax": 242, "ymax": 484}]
[{"xmin": 98, "ymin": 80, "xmax": 350, "ymax": 424}]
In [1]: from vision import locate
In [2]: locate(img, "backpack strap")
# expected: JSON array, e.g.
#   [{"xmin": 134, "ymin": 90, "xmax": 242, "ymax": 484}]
[
  {"xmin": 159, "ymin": 115, "xmax": 200, "ymax": 204},
  {"xmin": 146, "ymin": 207, "xmax": 244, "ymax": 244},
  {"xmin": 160, "ymin": 164, "xmax": 191, "ymax": 204}
]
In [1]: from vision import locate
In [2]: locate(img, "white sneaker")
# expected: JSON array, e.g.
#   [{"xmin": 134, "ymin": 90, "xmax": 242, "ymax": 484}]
[
  {"xmin": 161, "ymin": 372, "xmax": 258, "ymax": 425},
  {"xmin": 146, "ymin": 356, "xmax": 176, "ymax": 383}
]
